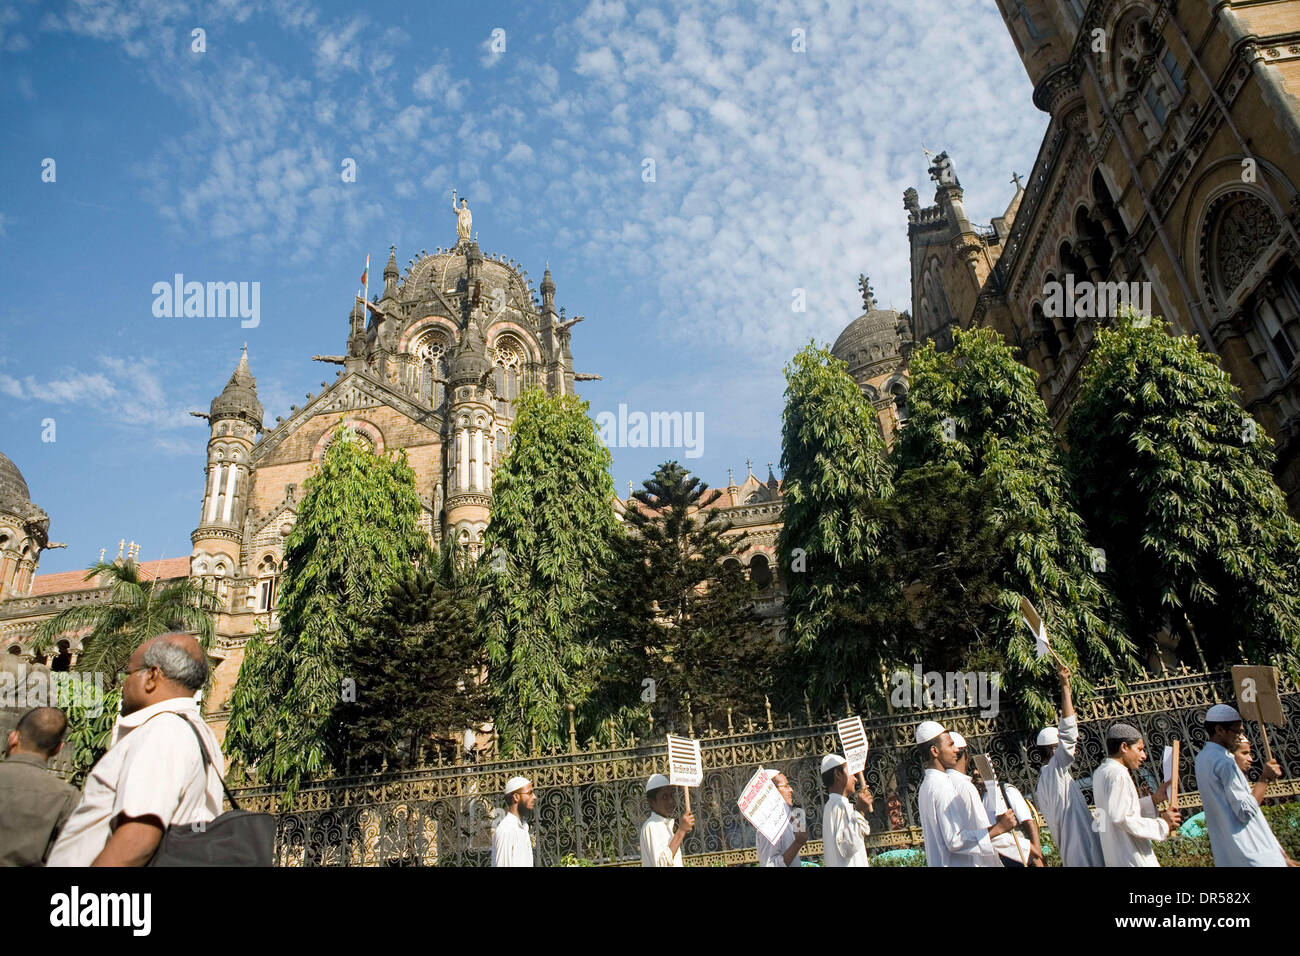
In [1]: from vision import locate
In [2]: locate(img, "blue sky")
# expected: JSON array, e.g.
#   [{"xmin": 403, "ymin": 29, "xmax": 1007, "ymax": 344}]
[{"xmin": 0, "ymin": 0, "xmax": 1048, "ymax": 574}]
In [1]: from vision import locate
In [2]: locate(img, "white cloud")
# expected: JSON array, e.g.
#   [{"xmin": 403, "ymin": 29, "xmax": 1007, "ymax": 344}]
[{"xmin": 503, "ymin": 142, "xmax": 534, "ymax": 164}]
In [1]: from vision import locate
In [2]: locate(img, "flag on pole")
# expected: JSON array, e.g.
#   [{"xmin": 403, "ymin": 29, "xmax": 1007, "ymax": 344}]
[
  {"xmin": 1020, "ymin": 595, "xmax": 1049, "ymax": 659},
  {"xmin": 360, "ymin": 253, "xmax": 370, "ymax": 288}
]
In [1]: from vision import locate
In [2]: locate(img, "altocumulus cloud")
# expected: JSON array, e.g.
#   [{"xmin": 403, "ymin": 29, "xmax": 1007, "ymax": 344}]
[{"xmin": 22, "ymin": 0, "xmax": 1045, "ymax": 358}]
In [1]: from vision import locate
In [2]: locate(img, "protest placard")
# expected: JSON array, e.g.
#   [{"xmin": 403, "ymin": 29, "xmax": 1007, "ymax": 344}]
[
  {"xmin": 667, "ymin": 734, "xmax": 703, "ymax": 787},
  {"xmin": 737, "ymin": 766, "xmax": 791, "ymax": 847},
  {"xmin": 836, "ymin": 716, "xmax": 869, "ymax": 777}
]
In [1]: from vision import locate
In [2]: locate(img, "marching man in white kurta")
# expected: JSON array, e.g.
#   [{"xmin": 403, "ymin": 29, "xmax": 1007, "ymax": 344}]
[
  {"xmin": 1091, "ymin": 723, "xmax": 1180, "ymax": 866},
  {"xmin": 639, "ymin": 773, "xmax": 695, "ymax": 867},
  {"xmin": 945, "ymin": 732, "xmax": 1005, "ymax": 867},
  {"xmin": 1034, "ymin": 662, "xmax": 1105, "ymax": 866},
  {"xmin": 820, "ymin": 754, "xmax": 872, "ymax": 866},
  {"xmin": 491, "ymin": 776, "xmax": 536, "ymax": 867},
  {"xmin": 1194, "ymin": 704, "xmax": 1288, "ymax": 867},
  {"xmin": 915, "ymin": 721, "xmax": 1017, "ymax": 867}
]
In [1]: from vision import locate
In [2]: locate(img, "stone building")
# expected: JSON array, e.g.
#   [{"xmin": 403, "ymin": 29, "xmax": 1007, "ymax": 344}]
[
  {"xmin": 187, "ymin": 225, "xmax": 585, "ymax": 737},
  {"xmin": 909, "ymin": 0, "xmax": 1300, "ymax": 513},
  {"xmin": 830, "ymin": 275, "xmax": 915, "ymax": 448},
  {"xmin": 0, "ymin": 452, "xmax": 52, "ymax": 602}
]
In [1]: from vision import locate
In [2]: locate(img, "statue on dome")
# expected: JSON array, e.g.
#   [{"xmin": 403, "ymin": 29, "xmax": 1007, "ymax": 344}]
[{"xmin": 451, "ymin": 190, "xmax": 472, "ymax": 243}]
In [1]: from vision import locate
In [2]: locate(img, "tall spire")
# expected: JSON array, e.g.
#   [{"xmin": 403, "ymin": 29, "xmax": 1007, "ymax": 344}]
[{"xmin": 383, "ymin": 245, "xmax": 399, "ymax": 297}]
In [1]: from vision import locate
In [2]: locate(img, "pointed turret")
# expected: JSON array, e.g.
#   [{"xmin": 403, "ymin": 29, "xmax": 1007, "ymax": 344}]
[
  {"xmin": 541, "ymin": 263, "xmax": 556, "ymax": 310},
  {"xmin": 384, "ymin": 245, "xmax": 399, "ymax": 296},
  {"xmin": 209, "ymin": 346, "xmax": 263, "ymax": 430},
  {"xmin": 192, "ymin": 348, "xmax": 260, "ymax": 591}
]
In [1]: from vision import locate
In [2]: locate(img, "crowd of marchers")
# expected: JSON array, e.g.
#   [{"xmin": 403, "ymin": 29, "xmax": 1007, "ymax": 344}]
[{"xmin": 3, "ymin": 634, "xmax": 1291, "ymax": 869}]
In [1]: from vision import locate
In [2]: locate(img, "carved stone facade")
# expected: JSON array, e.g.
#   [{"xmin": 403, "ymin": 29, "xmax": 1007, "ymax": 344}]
[{"xmin": 912, "ymin": 0, "xmax": 1300, "ymax": 514}]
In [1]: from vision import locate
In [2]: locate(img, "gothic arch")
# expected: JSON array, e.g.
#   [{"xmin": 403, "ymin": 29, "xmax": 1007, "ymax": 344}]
[
  {"xmin": 312, "ymin": 417, "xmax": 386, "ymax": 461},
  {"xmin": 1196, "ymin": 189, "xmax": 1284, "ymax": 312}
]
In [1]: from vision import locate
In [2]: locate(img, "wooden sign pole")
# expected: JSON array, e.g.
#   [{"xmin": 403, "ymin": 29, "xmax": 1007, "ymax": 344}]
[
  {"xmin": 1168, "ymin": 739, "xmax": 1181, "ymax": 809},
  {"xmin": 997, "ymin": 779, "xmax": 1028, "ymax": 865},
  {"xmin": 683, "ymin": 786, "xmax": 691, "ymax": 815}
]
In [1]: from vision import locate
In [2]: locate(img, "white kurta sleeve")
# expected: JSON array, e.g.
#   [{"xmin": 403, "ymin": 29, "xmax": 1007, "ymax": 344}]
[
  {"xmin": 1217, "ymin": 757, "xmax": 1259, "ymax": 825},
  {"xmin": 936, "ymin": 792, "xmax": 989, "ymax": 853},
  {"xmin": 1103, "ymin": 780, "xmax": 1168, "ymax": 842},
  {"xmin": 855, "ymin": 810, "xmax": 871, "ymax": 838},
  {"xmin": 640, "ymin": 816, "xmax": 677, "ymax": 867},
  {"xmin": 832, "ymin": 802, "xmax": 860, "ymax": 859},
  {"xmin": 1054, "ymin": 714, "xmax": 1079, "ymax": 769}
]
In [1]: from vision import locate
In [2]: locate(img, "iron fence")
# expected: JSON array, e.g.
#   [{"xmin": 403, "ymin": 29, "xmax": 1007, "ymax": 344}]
[{"xmin": 227, "ymin": 667, "xmax": 1299, "ymax": 866}]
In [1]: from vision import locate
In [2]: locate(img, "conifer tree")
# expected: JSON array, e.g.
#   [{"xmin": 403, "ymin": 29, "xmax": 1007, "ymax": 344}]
[
  {"xmin": 601, "ymin": 461, "xmax": 769, "ymax": 731},
  {"xmin": 224, "ymin": 427, "xmax": 432, "ymax": 799},
  {"xmin": 341, "ymin": 545, "xmax": 490, "ymax": 768},
  {"xmin": 1067, "ymin": 312, "xmax": 1300, "ymax": 670},
  {"xmin": 478, "ymin": 389, "xmax": 619, "ymax": 754}
]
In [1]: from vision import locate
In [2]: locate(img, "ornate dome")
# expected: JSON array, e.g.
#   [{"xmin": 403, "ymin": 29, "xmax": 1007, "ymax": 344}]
[
  {"xmin": 0, "ymin": 450, "xmax": 49, "ymax": 541},
  {"xmin": 209, "ymin": 349, "xmax": 264, "ymax": 427},
  {"xmin": 832, "ymin": 274, "xmax": 912, "ymax": 374},
  {"xmin": 0, "ymin": 451, "xmax": 32, "ymax": 513},
  {"xmin": 400, "ymin": 242, "xmax": 539, "ymax": 320}
]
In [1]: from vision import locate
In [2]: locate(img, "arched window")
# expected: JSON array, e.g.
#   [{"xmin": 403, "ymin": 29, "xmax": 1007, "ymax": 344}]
[
  {"xmin": 412, "ymin": 330, "xmax": 449, "ymax": 407},
  {"xmin": 255, "ymin": 553, "xmax": 280, "ymax": 613},
  {"xmin": 493, "ymin": 337, "xmax": 524, "ymax": 402},
  {"xmin": 749, "ymin": 553, "xmax": 773, "ymax": 589}
]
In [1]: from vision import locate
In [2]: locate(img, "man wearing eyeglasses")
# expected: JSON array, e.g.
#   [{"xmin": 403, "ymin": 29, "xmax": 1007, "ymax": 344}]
[
  {"xmin": 756, "ymin": 770, "xmax": 809, "ymax": 867},
  {"xmin": 46, "ymin": 633, "xmax": 223, "ymax": 866}
]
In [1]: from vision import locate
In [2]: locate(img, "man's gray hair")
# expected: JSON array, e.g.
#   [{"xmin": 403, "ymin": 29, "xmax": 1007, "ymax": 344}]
[{"xmin": 142, "ymin": 639, "xmax": 208, "ymax": 691}]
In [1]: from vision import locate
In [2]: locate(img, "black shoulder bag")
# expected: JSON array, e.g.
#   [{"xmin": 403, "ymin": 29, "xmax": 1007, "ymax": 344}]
[{"xmin": 147, "ymin": 714, "xmax": 277, "ymax": 867}]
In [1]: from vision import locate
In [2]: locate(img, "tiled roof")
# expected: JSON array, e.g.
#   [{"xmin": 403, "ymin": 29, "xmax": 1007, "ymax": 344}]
[{"xmin": 29, "ymin": 556, "xmax": 192, "ymax": 596}]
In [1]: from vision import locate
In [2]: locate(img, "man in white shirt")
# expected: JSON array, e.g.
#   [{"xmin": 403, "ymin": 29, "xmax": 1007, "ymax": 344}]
[
  {"xmin": 756, "ymin": 770, "xmax": 809, "ymax": 867},
  {"xmin": 946, "ymin": 732, "xmax": 1005, "ymax": 867},
  {"xmin": 1091, "ymin": 722, "xmax": 1180, "ymax": 867},
  {"xmin": 970, "ymin": 759, "xmax": 1043, "ymax": 867},
  {"xmin": 820, "ymin": 753, "xmax": 872, "ymax": 866},
  {"xmin": 640, "ymin": 773, "xmax": 694, "ymax": 867},
  {"xmin": 915, "ymin": 720, "xmax": 1015, "ymax": 867},
  {"xmin": 1194, "ymin": 704, "xmax": 1287, "ymax": 867},
  {"xmin": 491, "ymin": 775, "xmax": 535, "ymax": 867},
  {"xmin": 1034, "ymin": 662, "xmax": 1104, "ymax": 866},
  {"xmin": 47, "ymin": 634, "xmax": 224, "ymax": 867}
]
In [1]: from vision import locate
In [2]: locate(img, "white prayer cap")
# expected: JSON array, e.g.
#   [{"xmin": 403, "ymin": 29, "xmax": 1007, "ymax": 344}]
[
  {"xmin": 1036, "ymin": 727, "xmax": 1060, "ymax": 747},
  {"xmin": 644, "ymin": 773, "xmax": 671, "ymax": 793},
  {"xmin": 821, "ymin": 753, "xmax": 847, "ymax": 774},
  {"xmin": 914, "ymin": 720, "xmax": 946, "ymax": 745},
  {"xmin": 1206, "ymin": 704, "xmax": 1242, "ymax": 723},
  {"xmin": 949, "ymin": 731, "xmax": 968, "ymax": 750},
  {"xmin": 504, "ymin": 776, "xmax": 531, "ymax": 796}
]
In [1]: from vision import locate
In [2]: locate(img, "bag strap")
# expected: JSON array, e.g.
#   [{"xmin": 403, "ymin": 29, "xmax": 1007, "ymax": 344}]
[{"xmin": 139, "ymin": 710, "xmax": 242, "ymax": 811}]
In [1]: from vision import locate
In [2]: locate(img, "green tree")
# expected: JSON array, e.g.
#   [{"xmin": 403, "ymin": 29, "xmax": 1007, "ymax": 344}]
[
  {"xmin": 776, "ymin": 343, "xmax": 895, "ymax": 711},
  {"xmin": 601, "ymin": 461, "xmax": 769, "ymax": 732},
  {"xmin": 341, "ymin": 545, "xmax": 490, "ymax": 769},
  {"xmin": 223, "ymin": 427, "xmax": 432, "ymax": 800},
  {"xmin": 1067, "ymin": 311, "xmax": 1300, "ymax": 670},
  {"xmin": 890, "ymin": 326, "xmax": 1134, "ymax": 721},
  {"xmin": 30, "ymin": 559, "xmax": 216, "ymax": 779},
  {"xmin": 479, "ymin": 389, "xmax": 619, "ymax": 754},
  {"xmin": 32, "ymin": 559, "xmax": 217, "ymax": 679}
]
